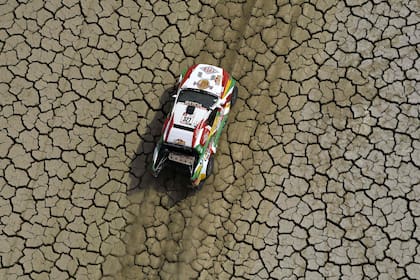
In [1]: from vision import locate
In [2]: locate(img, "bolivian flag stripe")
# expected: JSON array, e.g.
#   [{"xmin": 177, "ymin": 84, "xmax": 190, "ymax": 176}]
[{"xmin": 222, "ymin": 78, "xmax": 235, "ymax": 99}]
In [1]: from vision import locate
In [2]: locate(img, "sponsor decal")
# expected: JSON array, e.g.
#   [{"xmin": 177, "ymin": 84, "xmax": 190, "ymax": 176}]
[
  {"xmin": 197, "ymin": 79, "xmax": 210, "ymax": 89},
  {"xmin": 185, "ymin": 100, "xmax": 203, "ymax": 108},
  {"xmin": 215, "ymin": 75, "xmax": 221, "ymax": 85},
  {"xmin": 175, "ymin": 139, "xmax": 185, "ymax": 145},
  {"xmin": 203, "ymin": 149, "xmax": 211, "ymax": 161},
  {"xmin": 200, "ymin": 66, "xmax": 218, "ymax": 74}
]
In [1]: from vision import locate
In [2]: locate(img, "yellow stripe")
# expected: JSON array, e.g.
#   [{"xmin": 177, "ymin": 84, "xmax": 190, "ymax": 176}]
[
  {"xmin": 210, "ymin": 115, "xmax": 220, "ymax": 135},
  {"xmin": 222, "ymin": 79, "xmax": 231, "ymax": 99}
]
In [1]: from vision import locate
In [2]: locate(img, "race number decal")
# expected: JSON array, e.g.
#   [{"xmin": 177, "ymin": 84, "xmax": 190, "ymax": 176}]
[{"xmin": 181, "ymin": 113, "xmax": 193, "ymax": 125}]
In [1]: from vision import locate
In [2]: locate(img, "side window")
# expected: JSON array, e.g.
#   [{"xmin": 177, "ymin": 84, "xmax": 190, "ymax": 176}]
[{"xmin": 208, "ymin": 109, "xmax": 218, "ymax": 126}]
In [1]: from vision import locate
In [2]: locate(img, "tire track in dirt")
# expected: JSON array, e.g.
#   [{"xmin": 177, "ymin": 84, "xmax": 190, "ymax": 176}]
[
  {"xmin": 118, "ymin": 1, "xmax": 305, "ymax": 279},
  {"xmin": 2, "ymin": 0, "xmax": 418, "ymax": 279}
]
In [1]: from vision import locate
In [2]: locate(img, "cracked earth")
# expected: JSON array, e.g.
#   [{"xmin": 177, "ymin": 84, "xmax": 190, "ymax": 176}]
[{"xmin": 0, "ymin": 0, "xmax": 419, "ymax": 279}]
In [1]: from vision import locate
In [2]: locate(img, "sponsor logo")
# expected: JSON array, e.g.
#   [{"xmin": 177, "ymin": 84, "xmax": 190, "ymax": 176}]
[
  {"xmin": 197, "ymin": 79, "xmax": 210, "ymax": 89},
  {"xmin": 200, "ymin": 66, "xmax": 218, "ymax": 74},
  {"xmin": 215, "ymin": 75, "xmax": 221, "ymax": 85}
]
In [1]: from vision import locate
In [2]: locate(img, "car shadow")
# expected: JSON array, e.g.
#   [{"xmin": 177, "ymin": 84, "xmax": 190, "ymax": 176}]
[{"xmin": 127, "ymin": 85, "xmax": 198, "ymax": 207}]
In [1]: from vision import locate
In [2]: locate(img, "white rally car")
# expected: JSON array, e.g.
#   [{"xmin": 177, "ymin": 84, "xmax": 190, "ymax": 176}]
[{"xmin": 151, "ymin": 64, "xmax": 238, "ymax": 188}]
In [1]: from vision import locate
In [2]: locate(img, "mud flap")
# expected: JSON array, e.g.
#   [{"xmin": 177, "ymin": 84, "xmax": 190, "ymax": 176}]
[{"xmin": 151, "ymin": 145, "xmax": 168, "ymax": 177}]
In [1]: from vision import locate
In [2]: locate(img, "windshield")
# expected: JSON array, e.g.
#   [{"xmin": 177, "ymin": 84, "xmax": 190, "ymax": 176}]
[{"xmin": 177, "ymin": 89, "xmax": 218, "ymax": 109}]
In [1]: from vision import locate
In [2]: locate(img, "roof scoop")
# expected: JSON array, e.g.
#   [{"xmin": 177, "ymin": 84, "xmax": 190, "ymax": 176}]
[{"xmin": 186, "ymin": 105, "xmax": 195, "ymax": 115}]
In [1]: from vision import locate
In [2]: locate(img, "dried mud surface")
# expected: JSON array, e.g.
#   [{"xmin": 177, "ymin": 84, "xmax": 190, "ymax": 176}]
[{"xmin": 1, "ymin": 0, "xmax": 419, "ymax": 279}]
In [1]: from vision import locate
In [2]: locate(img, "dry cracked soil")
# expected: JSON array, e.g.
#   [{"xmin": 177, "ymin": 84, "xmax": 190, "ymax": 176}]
[{"xmin": 1, "ymin": 0, "xmax": 419, "ymax": 279}]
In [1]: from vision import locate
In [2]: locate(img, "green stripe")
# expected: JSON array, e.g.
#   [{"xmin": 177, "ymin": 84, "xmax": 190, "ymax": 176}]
[
  {"xmin": 181, "ymin": 67, "xmax": 188, "ymax": 78},
  {"xmin": 213, "ymin": 115, "xmax": 228, "ymax": 147},
  {"xmin": 191, "ymin": 164, "xmax": 202, "ymax": 180}
]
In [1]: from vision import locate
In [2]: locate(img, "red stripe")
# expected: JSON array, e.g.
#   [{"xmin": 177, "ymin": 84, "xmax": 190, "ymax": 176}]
[
  {"xmin": 180, "ymin": 64, "xmax": 198, "ymax": 87},
  {"xmin": 222, "ymin": 69, "xmax": 229, "ymax": 88},
  {"xmin": 162, "ymin": 116, "xmax": 170, "ymax": 134},
  {"xmin": 200, "ymin": 128, "xmax": 209, "ymax": 146},
  {"xmin": 192, "ymin": 120, "xmax": 201, "ymax": 147},
  {"xmin": 164, "ymin": 114, "xmax": 174, "ymax": 142},
  {"xmin": 192, "ymin": 120, "xmax": 205, "ymax": 148},
  {"xmin": 192, "ymin": 128, "xmax": 197, "ymax": 148}
]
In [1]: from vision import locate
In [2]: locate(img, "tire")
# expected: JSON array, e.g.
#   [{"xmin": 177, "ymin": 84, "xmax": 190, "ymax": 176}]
[
  {"xmin": 195, "ymin": 181, "xmax": 205, "ymax": 191},
  {"xmin": 206, "ymin": 155, "xmax": 214, "ymax": 178},
  {"xmin": 230, "ymin": 86, "xmax": 238, "ymax": 107},
  {"xmin": 194, "ymin": 155, "xmax": 214, "ymax": 191}
]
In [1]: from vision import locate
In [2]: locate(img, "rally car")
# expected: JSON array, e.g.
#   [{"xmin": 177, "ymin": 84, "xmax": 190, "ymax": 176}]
[{"xmin": 151, "ymin": 64, "xmax": 238, "ymax": 188}]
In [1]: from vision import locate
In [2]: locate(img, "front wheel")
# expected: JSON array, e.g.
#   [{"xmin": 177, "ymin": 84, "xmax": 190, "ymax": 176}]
[{"xmin": 230, "ymin": 86, "xmax": 238, "ymax": 107}]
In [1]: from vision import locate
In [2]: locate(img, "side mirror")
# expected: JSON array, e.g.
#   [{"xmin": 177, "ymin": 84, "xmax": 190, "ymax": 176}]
[{"xmin": 169, "ymin": 84, "xmax": 178, "ymax": 99}]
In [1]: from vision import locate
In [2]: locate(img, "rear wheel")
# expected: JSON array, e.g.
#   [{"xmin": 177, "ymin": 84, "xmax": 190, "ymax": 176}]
[
  {"xmin": 206, "ymin": 155, "xmax": 214, "ymax": 178},
  {"xmin": 196, "ymin": 181, "xmax": 204, "ymax": 191},
  {"xmin": 194, "ymin": 155, "xmax": 214, "ymax": 191},
  {"xmin": 230, "ymin": 86, "xmax": 238, "ymax": 107}
]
